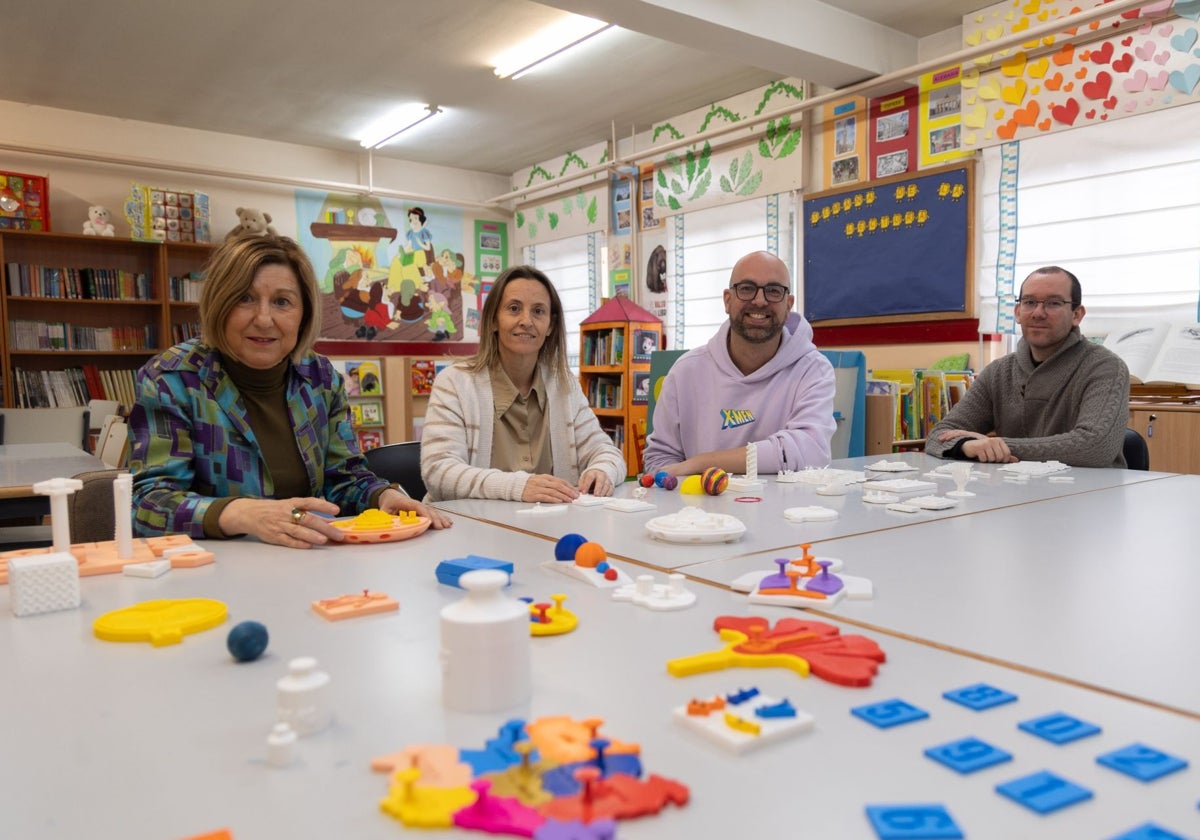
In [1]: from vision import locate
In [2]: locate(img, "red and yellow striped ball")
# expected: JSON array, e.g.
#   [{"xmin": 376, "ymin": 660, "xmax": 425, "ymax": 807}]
[{"xmin": 701, "ymin": 467, "xmax": 729, "ymax": 496}]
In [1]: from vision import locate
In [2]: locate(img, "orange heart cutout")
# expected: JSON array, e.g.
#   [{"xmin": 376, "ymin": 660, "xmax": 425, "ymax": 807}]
[
  {"xmin": 1079, "ymin": 50, "xmax": 1091, "ymax": 60},
  {"xmin": 1088, "ymin": 20, "xmax": 1100, "ymax": 30},
  {"xmin": 1038, "ymin": 118, "xmax": 1052, "ymax": 130},
  {"xmin": 1053, "ymin": 44, "xmax": 1075, "ymax": 65},
  {"xmin": 1063, "ymin": 81, "xmax": 1074, "ymax": 91},
  {"xmin": 1045, "ymin": 71, "xmax": 1063, "ymax": 90},
  {"xmin": 1075, "ymin": 67, "xmax": 1088, "ymax": 79},
  {"xmin": 1027, "ymin": 57, "xmax": 1050, "ymax": 78},
  {"xmin": 997, "ymin": 119, "xmax": 1021, "ymax": 140},
  {"xmin": 1001, "ymin": 52, "xmax": 1028, "ymax": 77},
  {"xmin": 1066, "ymin": 25, "xmax": 1079, "ymax": 35},
  {"xmin": 1001, "ymin": 79, "xmax": 1029, "ymax": 104},
  {"xmin": 1013, "ymin": 100, "xmax": 1040, "ymax": 126}
]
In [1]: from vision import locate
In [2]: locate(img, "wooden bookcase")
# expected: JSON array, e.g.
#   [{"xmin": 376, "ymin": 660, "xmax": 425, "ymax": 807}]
[
  {"xmin": 0, "ymin": 230, "xmax": 214, "ymax": 408},
  {"xmin": 579, "ymin": 297, "xmax": 662, "ymax": 477}
]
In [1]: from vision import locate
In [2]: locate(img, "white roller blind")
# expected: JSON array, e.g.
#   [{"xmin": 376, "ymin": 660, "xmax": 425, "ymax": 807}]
[{"xmin": 525, "ymin": 233, "xmax": 599, "ymax": 372}]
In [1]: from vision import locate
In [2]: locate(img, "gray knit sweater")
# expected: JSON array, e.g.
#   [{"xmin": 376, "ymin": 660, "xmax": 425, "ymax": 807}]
[{"xmin": 925, "ymin": 328, "xmax": 1129, "ymax": 468}]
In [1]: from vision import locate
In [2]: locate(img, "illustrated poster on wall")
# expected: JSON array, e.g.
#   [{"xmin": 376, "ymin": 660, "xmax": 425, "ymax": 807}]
[
  {"xmin": 0, "ymin": 171, "xmax": 50, "ymax": 231},
  {"xmin": 918, "ymin": 67, "xmax": 972, "ymax": 167},
  {"xmin": 638, "ymin": 163, "xmax": 662, "ymax": 231},
  {"xmin": 822, "ymin": 97, "xmax": 866, "ymax": 187},
  {"xmin": 297, "ymin": 190, "xmax": 481, "ymax": 343},
  {"xmin": 958, "ymin": 0, "xmax": 1200, "ymax": 150},
  {"xmin": 125, "ymin": 183, "xmax": 211, "ymax": 243},
  {"xmin": 641, "ymin": 226, "xmax": 671, "ymax": 344},
  {"xmin": 869, "ymin": 88, "xmax": 918, "ymax": 180}
]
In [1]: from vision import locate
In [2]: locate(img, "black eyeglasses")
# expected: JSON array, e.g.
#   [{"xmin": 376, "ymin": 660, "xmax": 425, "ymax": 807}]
[
  {"xmin": 730, "ymin": 281, "xmax": 789, "ymax": 303},
  {"xmin": 1018, "ymin": 297, "xmax": 1075, "ymax": 313}
]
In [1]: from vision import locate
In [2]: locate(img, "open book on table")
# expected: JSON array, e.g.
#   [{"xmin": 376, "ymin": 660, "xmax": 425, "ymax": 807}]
[{"xmin": 1102, "ymin": 322, "xmax": 1200, "ymax": 388}]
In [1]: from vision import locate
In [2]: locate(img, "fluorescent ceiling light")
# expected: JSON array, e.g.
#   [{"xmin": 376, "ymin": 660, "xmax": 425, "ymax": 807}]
[
  {"xmin": 493, "ymin": 16, "xmax": 615, "ymax": 80},
  {"xmin": 358, "ymin": 104, "xmax": 442, "ymax": 150}
]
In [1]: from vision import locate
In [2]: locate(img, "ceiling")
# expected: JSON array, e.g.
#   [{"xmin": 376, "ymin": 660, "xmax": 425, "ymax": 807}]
[{"xmin": 4, "ymin": 0, "xmax": 991, "ymax": 177}]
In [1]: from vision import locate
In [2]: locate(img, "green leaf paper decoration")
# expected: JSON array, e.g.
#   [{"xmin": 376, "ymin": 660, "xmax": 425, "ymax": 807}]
[
  {"xmin": 516, "ymin": 211, "xmax": 525, "ymax": 229},
  {"xmin": 548, "ymin": 212, "xmax": 560, "ymax": 230},
  {"xmin": 586, "ymin": 196, "xmax": 598, "ymax": 224}
]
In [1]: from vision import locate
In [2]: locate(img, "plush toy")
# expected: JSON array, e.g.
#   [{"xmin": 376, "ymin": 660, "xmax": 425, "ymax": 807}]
[
  {"xmin": 82, "ymin": 205, "xmax": 115, "ymax": 236},
  {"xmin": 225, "ymin": 207, "xmax": 278, "ymax": 241}
]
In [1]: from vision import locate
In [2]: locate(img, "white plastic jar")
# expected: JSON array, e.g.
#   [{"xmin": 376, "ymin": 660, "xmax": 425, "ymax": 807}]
[{"xmin": 440, "ymin": 569, "xmax": 531, "ymax": 712}]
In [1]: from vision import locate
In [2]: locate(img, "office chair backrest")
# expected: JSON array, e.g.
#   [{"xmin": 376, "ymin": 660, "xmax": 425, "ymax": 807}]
[
  {"xmin": 66, "ymin": 469, "xmax": 125, "ymax": 544},
  {"xmin": 1123, "ymin": 427, "xmax": 1150, "ymax": 471},
  {"xmin": 0, "ymin": 407, "xmax": 91, "ymax": 450},
  {"xmin": 99, "ymin": 420, "xmax": 130, "ymax": 469},
  {"xmin": 363, "ymin": 441, "xmax": 427, "ymax": 501}
]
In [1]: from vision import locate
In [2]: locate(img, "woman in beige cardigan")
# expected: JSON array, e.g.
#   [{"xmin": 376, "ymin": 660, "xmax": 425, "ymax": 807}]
[{"xmin": 420, "ymin": 265, "xmax": 626, "ymax": 502}]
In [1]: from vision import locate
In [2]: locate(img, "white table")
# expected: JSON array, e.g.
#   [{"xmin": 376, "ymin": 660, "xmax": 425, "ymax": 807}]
[
  {"xmin": 3, "ymin": 517, "xmax": 1198, "ymax": 839},
  {"xmin": 683, "ymin": 474, "xmax": 1200, "ymax": 717},
  {"xmin": 433, "ymin": 453, "xmax": 1175, "ymax": 569}
]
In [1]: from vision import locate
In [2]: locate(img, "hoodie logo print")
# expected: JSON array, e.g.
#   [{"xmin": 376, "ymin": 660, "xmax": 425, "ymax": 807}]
[{"xmin": 721, "ymin": 409, "xmax": 755, "ymax": 429}]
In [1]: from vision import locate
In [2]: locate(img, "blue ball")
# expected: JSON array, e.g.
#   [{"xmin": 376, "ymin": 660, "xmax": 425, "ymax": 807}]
[
  {"xmin": 596, "ymin": 561, "xmax": 610, "ymax": 573},
  {"xmin": 227, "ymin": 620, "xmax": 269, "ymax": 662},
  {"xmin": 654, "ymin": 470, "xmax": 670, "ymax": 488},
  {"xmin": 554, "ymin": 533, "xmax": 588, "ymax": 562}
]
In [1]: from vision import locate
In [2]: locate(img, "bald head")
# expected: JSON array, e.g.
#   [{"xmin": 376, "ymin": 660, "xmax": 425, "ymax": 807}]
[{"xmin": 730, "ymin": 251, "xmax": 791, "ymax": 288}]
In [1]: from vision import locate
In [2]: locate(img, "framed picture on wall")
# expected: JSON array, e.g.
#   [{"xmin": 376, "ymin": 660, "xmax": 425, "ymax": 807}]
[
  {"xmin": 360, "ymin": 400, "xmax": 383, "ymax": 426},
  {"xmin": 343, "ymin": 359, "xmax": 383, "ymax": 396},
  {"xmin": 632, "ymin": 330, "xmax": 658, "ymax": 362},
  {"xmin": 632, "ymin": 372, "xmax": 650, "ymax": 405}
]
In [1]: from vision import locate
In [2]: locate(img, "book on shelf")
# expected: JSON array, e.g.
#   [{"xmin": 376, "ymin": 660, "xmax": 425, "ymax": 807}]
[
  {"xmin": 1102, "ymin": 322, "xmax": 1200, "ymax": 389},
  {"xmin": 869, "ymin": 367, "xmax": 975, "ymax": 442}
]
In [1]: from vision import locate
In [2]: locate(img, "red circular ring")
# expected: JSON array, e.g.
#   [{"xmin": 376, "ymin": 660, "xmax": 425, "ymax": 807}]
[{"xmin": 734, "ymin": 496, "xmax": 763, "ymax": 503}]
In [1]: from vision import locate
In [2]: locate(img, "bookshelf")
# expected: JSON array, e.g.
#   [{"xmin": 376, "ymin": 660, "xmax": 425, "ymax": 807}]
[
  {"xmin": 0, "ymin": 230, "xmax": 213, "ymax": 408},
  {"xmin": 579, "ymin": 297, "xmax": 662, "ymax": 477}
]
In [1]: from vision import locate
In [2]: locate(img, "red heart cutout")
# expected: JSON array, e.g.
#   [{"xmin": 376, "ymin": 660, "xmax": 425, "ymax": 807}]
[
  {"xmin": 1101, "ymin": 113, "xmax": 1109, "ymax": 120},
  {"xmin": 1120, "ymin": 8, "xmax": 1140, "ymax": 18},
  {"xmin": 1103, "ymin": 95, "xmax": 1118, "ymax": 109},
  {"xmin": 1121, "ymin": 36, "xmax": 1134, "ymax": 46},
  {"xmin": 1045, "ymin": 72, "xmax": 1064, "ymax": 90},
  {"xmin": 1085, "ymin": 108, "xmax": 1097, "ymax": 119},
  {"xmin": 1083, "ymin": 71, "xmax": 1113, "ymax": 100},
  {"xmin": 1113, "ymin": 52, "xmax": 1134, "ymax": 73},
  {"xmin": 1090, "ymin": 42, "xmax": 1114, "ymax": 64},
  {"xmin": 997, "ymin": 119, "xmax": 1020, "ymax": 140},
  {"xmin": 1052, "ymin": 97, "xmax": 1081, "ymax": 125}
]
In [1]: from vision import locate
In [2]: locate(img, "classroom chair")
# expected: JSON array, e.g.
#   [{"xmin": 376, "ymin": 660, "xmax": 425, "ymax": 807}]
[
  {"xmin": 66, "ymin": 469, "xmax": 126, "ymax": 544},
  {"xmin": 1123, "ymin": 428, "xmax": 1149, "ymax": 471},
  {"xmin": 98, "ymin": 420, "xmax": 130, "ymax": 469},
  {"xmin": 364, "ymin": 441, "xmax": 427, "ymax": 501}
]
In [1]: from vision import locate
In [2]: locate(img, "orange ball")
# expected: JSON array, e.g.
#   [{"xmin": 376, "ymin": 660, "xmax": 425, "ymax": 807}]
[
  {"xmin": 574, "ymin": 542, "xmax": 606, "ymax": 568},
  {"xmin": 701, "ymin": 467, "xmax": 729, "ymax": 495}
]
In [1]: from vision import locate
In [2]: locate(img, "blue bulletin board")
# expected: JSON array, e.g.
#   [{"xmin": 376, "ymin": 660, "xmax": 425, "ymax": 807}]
[{"xmin": 802, "ymin": 161, "xmax": 974, "ymax": 324}]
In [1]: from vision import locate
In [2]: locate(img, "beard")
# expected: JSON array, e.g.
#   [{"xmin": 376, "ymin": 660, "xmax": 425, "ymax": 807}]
[{"xmin": 730, "ymin": 308, "xmax": 783, "ymax": 344}]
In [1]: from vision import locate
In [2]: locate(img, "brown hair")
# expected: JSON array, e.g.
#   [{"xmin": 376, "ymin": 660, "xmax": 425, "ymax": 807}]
[
  {"xmin": 466, "ymin": 265, "xmax": 569, "ymax": 383},
  {"xmin": 199, "ymin": 235, "xmax": 321, "ymax": 362}
]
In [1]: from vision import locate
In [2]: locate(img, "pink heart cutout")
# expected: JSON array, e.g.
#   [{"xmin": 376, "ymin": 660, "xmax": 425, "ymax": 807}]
[
  {"xmin": 1154, "ymin": 50, "xmax": 1171, "ymax": 64},
  {"xmin": 1140, "ymin": 22, "xmax": 1153, "ymax": 33},
  {"xmin": 1150, "ymin": 70, "xmax": 1170, "ymax": 89},
  {"xmin": 1123, "ymin": 68, "xmax": 1149, "ymax": 91},
  {"xmin": 1159, "ymin": 24, "xmax": 1174, "ymax": 36},
  {"xmin": 1135, "ymin": 40, "xmax": 1156, "ymax": 60},
  {"xmin": 1142, "ymin": 0, "xmax": 1173, "ymax": 11},
  {"xmin": 1124, "ymin": 99, "xmax": 1139, "ymax": 111}
]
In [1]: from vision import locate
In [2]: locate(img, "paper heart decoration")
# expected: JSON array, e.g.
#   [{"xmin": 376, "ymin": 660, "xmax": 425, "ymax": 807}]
[
  {"xmin": 1022, "ymin": 37, "xmax": 1040, "ymax": 50},
  {"xmin": 1155, "ymin": 50, "xmax": 1171, "ymax": 64},
  {"xmin": 1088, "ymin": 19, "xmax": 1100, "ymax": 30},
  {"xmin": 975, "ymin": 13, "xmax": 985, "ymax": 22},
  {"xmin": 1075, "ymin": 66, "xmax": 1089, "ymax": 79},
  {"xmin": 1001, "ymin": 52, "xmax": 1028, "ymax": 77},
  {"xmin": 964, "ymin": 103, "xmax": 988, "ymax": 128},
  {"xmin": 986, "ymin": 25, "xmax": 1004, "ymax": 40},
  {"xmin": 1001, "ymin": 79, "xmax": 1029, "ymax": 103},
  {"xmin": 966, "ymin": 93, "xmax": 978, "ymax": 104},
  {"xmin": 1066, "ymin": 24, "xmax": 1079, "ymax": 35},
  {"xmin": 979, "ymin": 78, "xmax": 1002, "ymax": 100},
  {"xmin": 1082, "ymin": 71, "xmax": 1113, "ymax": 99},
  {"xmin": 1053, "ymin": 44, "xmax": 1076, "ymax": 65},
  {"xmin": 973, "ymin": 54, "xmax": 994, "ymax": 66},
  {"xmin": 1090, "ymin": 42, "xmax": 1114, "ymax": 64},
  {"xmin": 1173, "ymin": 0, "xmax": 1200, "ymax": 20},
  {"xmin": 1085, "ymin": 108, "xmax": 1097, "ymax": 118},
  {"xmin": 1027, "ymin": 57, "xmax": 1050, "ymax": 78},
  {"xmin": 1113, "ymin": 52, "xmax": 1134, "ymax": 73},
  {"xmin": 1135, "ymin": 40, "xmax": 1157, "ymax": 60},
  {"xmin": 1038, "ymin": 117, "xmax": 1052, "ymax": 130},
  {"xmin": 1063, "ymin": 81, "xmax": 1075, "ymax": 91},
  {"xmin": 1079, "ymin": 49, "xmax": 1091, "ymax": 61},
  {"xmin": 994, "ymin": 107, "xmax": 1008, "ymax": 119},
  {"xmin": 966, "ymin": 29, "xmax": 984, "ymax": 46},
  {"xmin": 1140, "ymin": 0, "xmax": 1172, "ymax": 13},
  {"xmin": 1168, "ymin": 64, "xmax": 1200, "ymax": 94},
  {"xmin": 1103, "ymin": 95, "xmax": 1118, "ymax": 109},
  {"xmin": 1171, "ymin": 27, "xmax": 1198, "ymax": 53},
  {"xmin": 1005, "ymin": 10, "xmax": 1016, "ymax": 21},
  {"xmin": 1139, "ymin": 22, "xmax": 1153, "ymax": 34},
  {"xmin": 1124, "ymin": 99, "xmax": 1139, "ymax": 112},
  {"xmin": 1121, "ymin": 36, "xmax": 1134, "ymax": 46},
  {"xmin": 1150, "ymin": 70, "xmax": 1170, "ymax": 89},
  {"xmin": 1159, "ymin": 25, "xmax": 1175, "ymax": 36},
  {"xmin": 996, "ymin": 119, "xmax": 1021, "ymax": 140},
  {"xmin": 961, "ymin": 67, "xmax": 981, "ymax": 88},
  {"xmin": 1123, "ymin": 68, "xmax": 1149, "ymax": 92},
  {"xmin": 1043, "ymin": 35, "xmax": 1056, "ymax": 46},
  {"xmin": 1101, "ymin": 113, "xmax": 1109, "ymax": 120},
  {"xmin": 1013, "ymin": 100, "xmax": 1041, "ymax": 126},
  {"xmin": 965, "ymin": 131, "xmax": 978, "ymax": 145},
  {"xmin": 1045, "ymin": 71, "xmax": 1064, "ymax": 90},
  {"xmin": 1051, "ymin": 97, "xmax": 1081, "ymax": 125},
  {"xmin": 1120, "ymin": 9, "xmax": 1141, "ymax": 20},
  {"xmin": 1022, "ymin": 0, "xmax": 1040, "ymax": 13},
  {"xmin": 1031, "ymin": 85, "xmax": 1041, "ymax": 94},
  {"xmin": 1012, "ymin": 17, "xmax": 1031, "ymax": 33}
]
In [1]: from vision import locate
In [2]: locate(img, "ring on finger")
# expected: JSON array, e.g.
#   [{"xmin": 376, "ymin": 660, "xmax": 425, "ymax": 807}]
[{"xmin": 291, "ymin": 507, "xmax": 306, "ymax": 525}]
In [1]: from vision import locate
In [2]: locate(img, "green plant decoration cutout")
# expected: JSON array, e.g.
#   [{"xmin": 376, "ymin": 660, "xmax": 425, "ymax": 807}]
[
  {"xmin": 528, "ymin": 222, "xmax": 539, "ymax": 240},
  {"xmin": 754, "ymin": 81, "xmax": 804, "ymax": 115},
  {"xmin": 586, "ymin": 196, "xmax": 598, "ymax": 224},
  {"xmin": 516, "ymin": 210, "xmax": 526, "ymax": 229},
  {"xmin": 559, "ymin": 153, "xmax": 588, "ymax": 177},
  {"xmin": 535, "ymin": 207, "xmax": 545, "ymax": 222},
  {"xmin": 576, "ymin": 191, "xmax": 587, "ymax": 209},
  {"xmin": 720, "ymin": 151, "xmax": 763, "ymax": 197},
  {"xmin": 652, "ymin": 123, "xmax": 684, "ymax": 143},
  {"xmin": 697, "ymin": 105, "xmax": 742, "ymax": 134},
  {"xmin": 758, "ymin": 116, "xmax": 801, "ymax": 160},
  {"xmin": 548, "ymin": 212, "xmax": 560, "ymax": 230},
  {"xmin": 524, "ymin": 166, "xmax": 553, "ymax": 188},
  {"xmin": 655, "ymin": 142, "xmax": 713, "ymax": 211}
]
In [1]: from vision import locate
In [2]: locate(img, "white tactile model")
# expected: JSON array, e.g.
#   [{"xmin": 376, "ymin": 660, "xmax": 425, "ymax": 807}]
[
  {"xmin": 782, "ymin": 506, "xmax": 839, "ymax": 523},
  {"xmin": 645, "ymin": 507, "xmax": 746, "ymax": 544},
  {"xmin": 864, "ymin": 459, "xmax": 919, "ymax": 472},
  {"xmin": 611, "ymin": 573, "xmax": 697, "ymax": 611},
  {"xmin": 776, "ymin": 467, "xmax": 865, "ymax": 485},
  {"xmin": 726, "ymin": 443, "xmax": 764, "ymax": 493},
  {"xmin": 860, "ymin": 477, "xmax": 939, "ymax": 497},
  {"xmin": 730, "ymin": 544, "xmax": 874, "ymax": 610},
  {"xmin": 673, "ymin": 686, "xmax": 815, "ymax": 753},
  {"xmin": 998, "ymin": 460, "xmax": 1071, "ymax": 476},
  {"xmin": 7, "ymin": 477, "xmax": 83, "ymax": 617}
]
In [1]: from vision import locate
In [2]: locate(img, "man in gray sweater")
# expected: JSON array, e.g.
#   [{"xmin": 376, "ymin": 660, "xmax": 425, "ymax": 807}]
[{"xmin": 925, "ymin": 266, "xmax": 1129, "ymax": 467}]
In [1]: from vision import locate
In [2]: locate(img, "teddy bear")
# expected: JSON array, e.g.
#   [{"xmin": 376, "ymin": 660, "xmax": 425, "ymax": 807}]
[
  {"xmin": 225, "ymin": 207, "xmax": 278, "ymax": 241},
  {"xmin": 82, "ymin": 205, "xmax": 115, "ymax": 236}
]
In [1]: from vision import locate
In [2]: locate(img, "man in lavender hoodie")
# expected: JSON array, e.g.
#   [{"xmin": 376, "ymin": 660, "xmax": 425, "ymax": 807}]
[{"xmin": 643, "ymin": 251, "xmax": 836, "ymax": 477}]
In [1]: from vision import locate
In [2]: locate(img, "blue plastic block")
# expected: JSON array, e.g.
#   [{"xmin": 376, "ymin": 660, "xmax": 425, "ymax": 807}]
[
  {"xmin": 1097, "ymin": 743, "xmax": 1189, "ymax": 782},
  {"xmin": 1018, "ymin": 712, "xmax": 1101, "ymax": 745},
  {"xmin": 1106, "ymin": 823, "xmax": 1190, "ymax": 840},
  {"xmin": 435, "ymin": 555, "xmax": 514, "ymax": 588},
  {"xmin": 864, "ymin": 804, "xmax": 964, "ymax": 839},
  {"xmin": 942, "ymin": 683, "xmax": 1018, "ymax": 711},
  {"xmin": 852, "ymin": 698, "xmax": 930, "ymax": 729},
  {"xmin": 924, "ymin": 736, "xmax": 1013, "ymax": 774},
  {"xmin": 995, "ymin": 770, "xmax": 1093, "ymax": 814}
]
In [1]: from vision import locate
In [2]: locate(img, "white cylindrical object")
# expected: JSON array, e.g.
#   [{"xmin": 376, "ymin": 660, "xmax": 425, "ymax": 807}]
[
  {"xmin": 276, "ymin": 656, "xmax": 331, "ymax": 736},
  {"xmin": 113, "ymin": 473, "xmax": 133, "ymax": 558},
  {"xmin": 266, "ymin": 722, "xmax": 298, "ymax": 767},
  {"xmin": 746, "ymin": 443, "xmax": 758, "ymax": 481},
  {"xmin": 636, "ymin": 575, "xmax": 654, "ymax": 597},
  {"xmin": 440, "ymin": 569, "xmax": 531, "ymax": 713}
]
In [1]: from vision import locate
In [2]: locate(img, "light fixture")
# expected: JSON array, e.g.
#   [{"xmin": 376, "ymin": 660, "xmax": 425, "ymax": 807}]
[
  {"xmin": 492, "ymin": 15, "xmax": 615, "ymax": 80},
  {"xmin": 358, "ymin": 104, "xmax": 443, "ymax": 150}
]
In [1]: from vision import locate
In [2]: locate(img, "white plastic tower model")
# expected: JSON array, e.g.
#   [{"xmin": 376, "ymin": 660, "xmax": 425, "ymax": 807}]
[
  {"xmin": 276, "ymin": 657, "xmax": 332, "ymax": 736},
  {"xmin": 8, "ymin": 477, "xmax": 83, "ymax": 617},
  {"xmin": 440, "ymin": 569, "xmax": 532, "ymax": 712}
]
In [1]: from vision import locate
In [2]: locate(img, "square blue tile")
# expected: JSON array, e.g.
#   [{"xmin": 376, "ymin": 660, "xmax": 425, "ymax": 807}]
[
  {"xmin": 852, "ymin": 698, "xmax": 930, "ymax": 729},
  {"xmin": 925, "ymin": 736, "xmax": 1013, "ymax": 774},
  {"xmin": 865, "ymin": 804, "xmax": 964, "ymax": 839},
  {"xmin": 943, "ymin": 683, "xmax": 1018, "ymax": 711},
  {"xmin": 996, "ymin": 770, "xmax": 1093, "ymax": 814},
  {"xmin": 1018, "ymin": 712, "xmax": 1101, "ymax": 744},
  {"xmin": 1107, "ymin": 823, "xmax": 1190, "ymax": 840},
  {"xmin": 1097, "ymin": 743, "xmax": 1189, "ymax": 782}
]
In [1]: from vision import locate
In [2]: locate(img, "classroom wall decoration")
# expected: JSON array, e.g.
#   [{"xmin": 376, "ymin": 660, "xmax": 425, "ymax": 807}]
[
  {"xmin": 512, "ymin": 141, "xmax": 609, "ymax": 248},
  {"xmin": 868, "ymin": 88, "xmax": 919, "ymax": 180},
  {"xmin": 124, "ymin": 183, "xmax": 211, "ymax": 242},
  {"xmin": 802, "ymin": 162, "xmax": 975, "ymax": 324},
  {"xmin": 822, "ymin": 96, "xmax": 867, "ymax": 188},
  {"xmin": 918, "ymin": 67, "xmax": 973, "ymax": 167},
  {"xmin": 647, "ymin": 77, "xmax": 806, "ymax": 219},
  {"xmin": 959, "ymin": 0, "xmax": 1200, "ymax": 150},
  {"xmin": 295, "ymin": 190, "xmax": 480, "ymax": 343},
  {"xmin": 0, "ymin": 171, "xmax": 50, "ymax": 231}
]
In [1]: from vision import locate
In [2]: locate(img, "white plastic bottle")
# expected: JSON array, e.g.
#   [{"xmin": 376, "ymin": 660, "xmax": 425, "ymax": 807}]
[
  {"xmin": 440, "ymin": 569, "xmax": 531, "ymax": 712},
  {"xmin": 276, "ymin": 656, "xmax": 331, "ymax": 735}
]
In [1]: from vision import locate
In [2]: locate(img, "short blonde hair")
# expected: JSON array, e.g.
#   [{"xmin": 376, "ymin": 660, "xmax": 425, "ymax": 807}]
[{"xmin": 199, "ymin": 235, "xmax": 322, "ymax": 362}]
